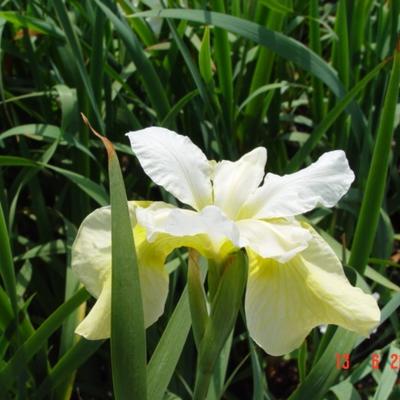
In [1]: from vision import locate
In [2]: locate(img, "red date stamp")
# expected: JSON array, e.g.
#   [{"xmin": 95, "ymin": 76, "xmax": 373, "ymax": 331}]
[{"xmin": 336, "ymin": 353, "xmax": 400, "ymax": 370}]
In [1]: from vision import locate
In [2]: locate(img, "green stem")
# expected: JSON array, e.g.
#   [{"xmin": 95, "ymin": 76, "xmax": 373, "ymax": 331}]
[{"xmin": 193, "ymin": 367, "xmax": 213, "ymax": 400}]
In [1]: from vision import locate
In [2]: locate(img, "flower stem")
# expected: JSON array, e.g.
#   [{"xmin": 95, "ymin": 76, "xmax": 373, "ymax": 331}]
[{"xmin": 193, "ymin": 367, "xmax": 213, "ymax": 400}]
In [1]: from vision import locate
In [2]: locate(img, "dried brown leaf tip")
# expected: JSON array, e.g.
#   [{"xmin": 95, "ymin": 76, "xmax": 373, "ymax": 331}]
[{"xmin": 80, "ymin": 113, "xmax": 115, "ymax": 160}]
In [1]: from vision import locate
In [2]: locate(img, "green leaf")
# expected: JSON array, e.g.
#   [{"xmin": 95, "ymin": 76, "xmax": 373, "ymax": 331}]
[
  {"xmin": 52, "ymin": 0, "xmax": 104, "ymax": 131},
  {"xmin": 350, "ymin": 44, "xmax": 400, "ymax": 273},
  {"xmin": 55, "ymin": 218, "xmax": 83, "ymax": 400},
  {"xmin": 199, "ymin": 27, "xmax": 213, "ymax": 85},
  {"xmin": 259, "ymin": 0, "xmax": 293, "ymax": 14},
  {"xmin": 0, "ymin": 156, "xmax": 108, "ymax": 206},
  {"xmin": 286, "ymin": 59, "xmax": 388, "ymax": 172},
  {"xmin": 372, "ymin": 343, "xmax": 400, "ymax": 400},
  {"xmin": 309, "ymin": 0, "xmax": 324, "ymax": 123},
  {"xmin": 288, "ymin": 328, "xmax": 358, "ymax": 400},
  {"xmin": 188, "ymin": 251, "xmax": 208, "ymax": 349},
  {"xmin": 0, "ymin": 288, "xmax": 89, "ymax": 392},
  {"xmin": 161, "ymin": 90, "xmax": 199, "ymax": 128},
  {"xmin": 14, "ymin": 239, "xmax": 67, "ymax": 262},
  {"xmin": 0, "ymin": 11, "xmax": 65, "ymax": 40},
  {"xmin": 33, "ymin": 339, "xmax": 103, "ymax": 400},
  {"xmin": 133, "ymin": 8, "xmax": 366, "ymax": 140},
  {"xmin": 94, "ymin": 0, "xmax": 170, "ymax": 120},
  {"xmin": 86, "ymin": 117, "xmax": 147, "ymax": 399},
  {"xmin": 193, "ymin": 251, "xmax": 247, "ymax": 400},
  {"xmin": 0, "ymin": 201, "xmax": 18, "ymax": 320},
  {"xmin": 147, "ymin": 287, "xmax": 191, "ymax": 400},
  {"xmin": 330, "ymin": 379, "xmax": 361, "ymax": 400},
  {"xmin": 213, "ymin": 0, "xmax": 233, "ymax": 129}
]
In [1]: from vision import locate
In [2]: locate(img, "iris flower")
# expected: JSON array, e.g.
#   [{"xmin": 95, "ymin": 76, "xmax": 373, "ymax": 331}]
[{"xmin": 72, "ymin": 127, "xmax": 380, "ymax": 356}]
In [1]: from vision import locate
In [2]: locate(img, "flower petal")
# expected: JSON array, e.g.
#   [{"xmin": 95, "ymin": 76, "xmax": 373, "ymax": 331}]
[
  {"xmin": 127, "ymin": 127, "xmax": 212, "ymax": 210},
  {"xmin": 75, "ymin": 277, "xmax": 111, "ymax": 339},
  {"xmin": 213, "ymin": 147, "xmax": 267, "ymax": 219},
  {"xmin": 239, "ymin": 151, "xmax": 355, "ymax": 219},
  {"xmin": 236, "ymin": 218, "xmax": 311, "ymax": 263},
  {"xmin": 245, "ymin": 225, "xmax": 380, "ymax": 356},
  {"xmin": 71, "ymin": 206, "xmax": 114, "ymax": 298},
  {"xmin": 136, "ymin": 202, "xmax": 239, "ymax": 260},
  {"xmin": 72, "ymin": 204, "xmax": 169, "ymax": 339}
]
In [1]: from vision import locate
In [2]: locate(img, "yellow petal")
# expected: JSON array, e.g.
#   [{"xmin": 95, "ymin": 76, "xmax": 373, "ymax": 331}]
[
  {"xmin": 245, "ymin": 225, "xmax": 380, "ymax": 356},
  {"xmin": 75, "ymin": 276, "xmax": 111, "ymax": 339},
  {"xmin": 73, "ymin": 204, "xmax": 168, "ymax": 339},
  {"xmin": 73, "ymin": 202, "xmax": 236, "ymax": 339},
  {"xmin": 136, "ymin": 202, "xmax": 238, "ymax": 261}
]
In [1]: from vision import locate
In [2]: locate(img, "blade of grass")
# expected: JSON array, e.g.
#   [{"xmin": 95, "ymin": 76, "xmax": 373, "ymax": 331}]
[
  {"xmin": 147, "ymin": 287, "xmax": 191, "ymax": 400},
  {"xmin": 213, "ymin": 0, "xmax": 233, "ymax": 133},
  {"xmin": 198, "ymin": 27, "xmax": 213, "ymax": 85},
  {"xmin": 134, "ymin": 8, "xmax": 366, "ymax": 141},
  {"xmin": 93, "ymin": 0, "xmax": 170, "ymax": 120},
  {"xmin": 309, "ymin": 0, "xmax": 324, "ymax": 123},
  {"xmin": 289, "ymin": 329, "xmax": 358, "ymax": 400},
  {"xmin": 55, "ymin": 218, "xmax": 86, "ymax": 400},
  {"xmin": 161, "ymin": 89, "xmax": 199, "ymax": 128},
  {"xmin": 0, "ymin": 202, "xmax": 18, "ymax": 320},
  {"xmin": 239, "ymin": 1, "xmax": 288, "ymax": 138},
  {"xmin": 372, "ymin": 343, "xmax": 400, "ymax": 400},
  {"xmin": 349, "ymin": 43, "xmax": 400, "ymax": 274},
  {"xmin": 193, "ymin": 252, "xmax": 247, "ymax": 399},
  {"xmin": 33, "ymin": 339, "xmax": 103, "ymax": 400},
  {"xmin": 286, "ymin": 59, "xmax": 388, "ymax": 173},
  {"xmin": 52, "ymin": 0, "xmax": 103, "ymax": 132},
  {"xmin": 331, "ymin": 0, "xmax": 350, "ymax": 149},
  {"xmin": 0, "ymin": 288, "xmax": 89, "ymax": 392},
  {"xmin": 83, "ymin": 115, "xmax": 147, "ymax": 399},
  {"xmin": 0, "ymin": 156, "xmax": 108, "ymax": 206},
  {"xmin": 0, "ymin": 11, "xmax": 65, "ymax": 40}
]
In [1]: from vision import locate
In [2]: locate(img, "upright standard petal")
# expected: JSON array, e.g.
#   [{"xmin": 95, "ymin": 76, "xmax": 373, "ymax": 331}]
[
  {"xmin": 236, "ymin": 218, "xmax": 311, "ymax": 263},
  {"xmin": 213, "ymin": 147, "xmax": 267, "ymax": 219},
  {"xmin": 239, "ymin": 151, "xmax": 355, "ymax": 219},
  {"xmin": 72, "ymin": 204, "xmax": 169, "ymax": 340},
  {"xmin": 245, "ymin": 225, "xmax": 380, "ymax": 356},
  {"xmin": 136, "ymin": 202, "xmax": 239, "ymax": 261},
  {"xmin": 127, "ymin": 127, "xmax": 212, "ymax": 210}
]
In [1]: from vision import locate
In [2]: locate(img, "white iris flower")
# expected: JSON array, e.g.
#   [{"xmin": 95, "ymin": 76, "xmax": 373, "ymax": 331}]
[{"xmin": 72, "ymin": 127, "xmax": 380, "ymax": 356}]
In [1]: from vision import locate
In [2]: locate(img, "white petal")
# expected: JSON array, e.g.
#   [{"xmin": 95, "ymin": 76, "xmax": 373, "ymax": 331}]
[
  {"xmin": 245, "ymin": 225, "xmax": 380, "ymax": 356},
  {"xmin": 71, "ymin": 202, "xmax": 141, "ymax": 297},
  {"xmin": 72, "ymin": 204, "xmax": 170, "ymax": 339},
  {"xmin": 239, "ymin": 151, "xmax": 355, "ymax": 219},
  {"xmin": 236, "ymin": 219, "xmax": 311, "ymax": 263},
  {"xmin": 136, "ymin": 202, "xmax": 240, "ymax": 259},
  {"xmin": 127, "ymin": 127, "xmax": 212, "ymax": 210},
  {"xmin": 71, "ymin": 206, "xmax": 113, "ymax": 298},
  {"xmin": 213, "ymin": 147, "xmax": 267, "ymax": 219},
  {"xmin": 75, "ymin": 277, "xmax": 111, "ymax": 340}
]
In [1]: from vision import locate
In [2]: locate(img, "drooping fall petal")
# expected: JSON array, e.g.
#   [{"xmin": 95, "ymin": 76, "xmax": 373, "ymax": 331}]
[
  {"xmin": 127, "ymin": 127, "xmax": 213, "ymax": 210},
  {"xmin": 75, "ymin": 277, "xmax": 111, "ymax": 339},
  {"xmin": 245, "ymin": 225, "xmax": 380, "ymax": 356},
  {"xmin": 239, "ymin": 151, "xmax": 355, "ymax": 219},
  {"xmin": 72, "ymin": 205, "xmax": 169, "ymax": 339}
]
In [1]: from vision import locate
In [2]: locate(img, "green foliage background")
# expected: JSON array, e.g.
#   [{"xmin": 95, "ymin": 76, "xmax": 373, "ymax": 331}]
[{"xmin": 0, "ymin": 0, "xmax": 399, "ymax": 399}]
